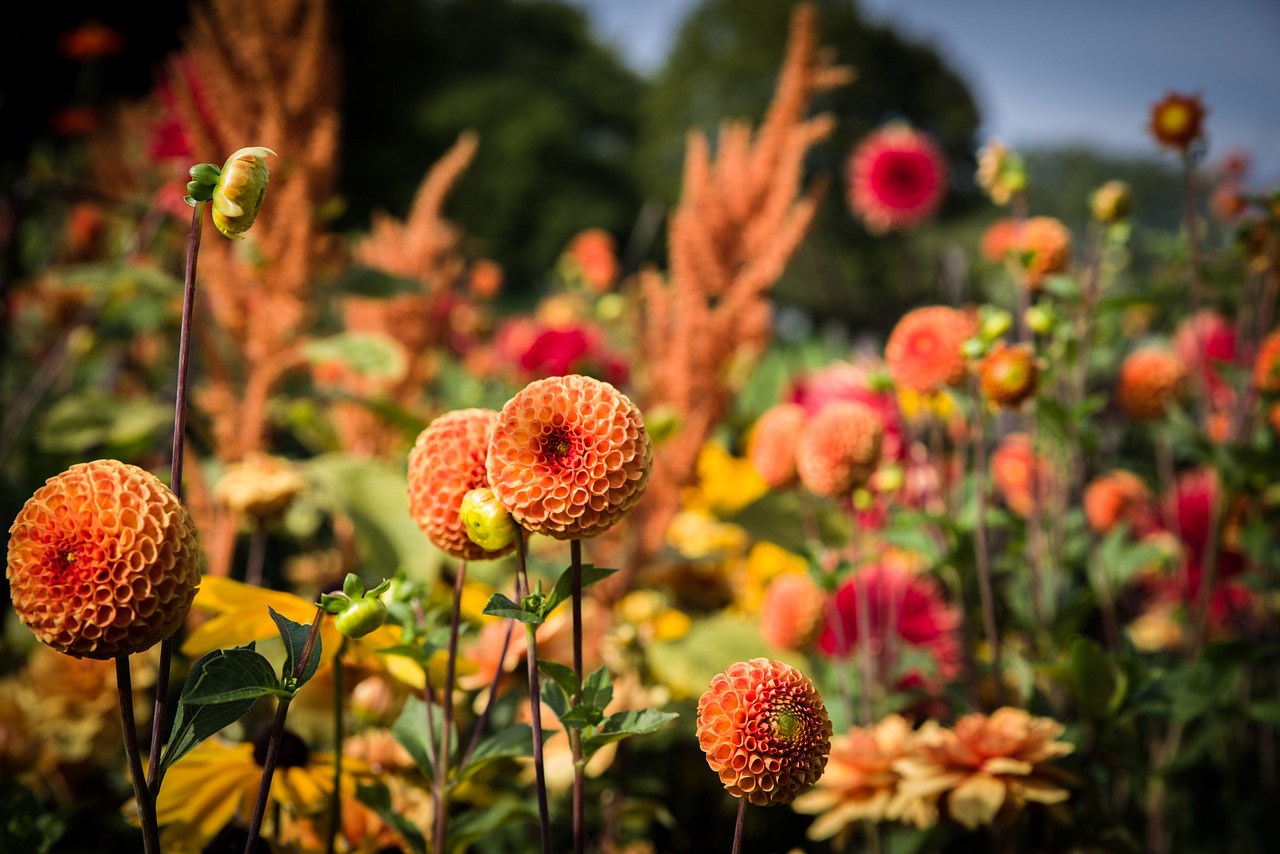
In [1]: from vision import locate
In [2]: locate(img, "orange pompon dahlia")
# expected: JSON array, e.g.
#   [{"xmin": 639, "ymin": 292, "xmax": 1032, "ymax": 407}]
[
  {"xmin": 487, "ymin": 374, "xmax": 652, "ymax": 540},
  {"xmin": 696, "ymin": 658, "xmax": 832, "ymax": 806},
  {"xmin": 885, "ymin": 306, "xmax": 976, "ymax": 393},
  {"xmin": 1253, "ymin": 328, "xmax": 1280, "ymax": 392},
  {"xmin": 1083, "ymin": 470, "xmax": 1157, "ymax": 536},
  {"xmin": 989, "ymin": 433, "xmax": 1052, "ymax": 519},
  {"xmin": 978, "ymin": 342, "xmax": 1038, "ymax": 409},
  {"xmin": 1149, "ymin": 92, "xmax": 1206, "ymax": 154},
  {"xmin": 759, "ymin": 573, "xmax": 826, "ymax": 652},
  {"xmin": 1116, "ymin": 346, "xmax": 1186, "ymax": 421},
  {"xmin": 408, "ymin": 408, "xmax": 513, "ymax": 561},
  {"xmin": 749, "ymin": 403, "xmax": 807, "ymax": 489},
  {"xmin": 795, "ymin": 401, "xmax": 883, "ymax": 498},
  {"xmin": 1018, "ymin": 216, "xmax": 1072, "ymax": 288},
  {"xmin": 793, "ymin": 714, "xmax": 933, "ymax": 837},
  {"xmin": 7, "ymin": 460, "xmax": 200, "ymax": 659},
  {"xmin": 847, "ymin": 123, "xmax": 948, "ymax": 234},
  {"xmin": 894, "ymin": 707, "xmax": 1074, "ymax": 830}
]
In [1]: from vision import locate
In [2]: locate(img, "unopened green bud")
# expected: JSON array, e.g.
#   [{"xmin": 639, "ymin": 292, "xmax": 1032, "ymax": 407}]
[
  {"xmin": 1091, "ymin": 180, "xmax": 1132, "ymax": 224},
  {"xmin": 211, "ymin": 146, "xmax": 276, "ymax": 239},
  {"xmin": 460, "ymin": 487, "xmax": 517, "ymax": 552},
  {"xmin": 961, "ymin": 337, "xmax": 988, "ymax": 360},
  {"xmin": 1024, "ymin": 304, "xmax": 1056, "ymax": 335},
  {"xmin": 320, "ymin": 575, "xmax": 391, "ymax": 639},
  {"xmin": 979, "ymin": 308, "xmax": 1013, "ymax": 341},
  {"xmin": 642, "ymin": 405, "xmax": 681, "ymax": 446}
]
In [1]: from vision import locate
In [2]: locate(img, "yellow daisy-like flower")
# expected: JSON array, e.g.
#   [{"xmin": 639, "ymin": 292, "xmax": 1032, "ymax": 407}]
[
  {"xmin": 680, "ymin": 442, "xmax": 769, "ymax": 518},
  {"xmin": 733, "ymin": 541, "xmax": 809, "ymax": 616}
]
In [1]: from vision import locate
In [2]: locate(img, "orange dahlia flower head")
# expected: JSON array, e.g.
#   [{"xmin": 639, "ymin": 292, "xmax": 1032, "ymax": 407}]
[
  {"xmin": 1253, "ymin": 328, "xmax": 1280, "ymax": 392},
  {"xmin": 408, "ymin": 408, "xmax": 514, "ymax": 562},
  {"xmin": 1017, "ymin": 216, "xmax": 1073, "ymax": 288},
  {"xmin": 7, "ymin": 460, "xmax": 200, "ymax": 659},
  {"xmin": 990, "ymin": 433, "xmax": 1053, "ymax": 519},
  {"xmin": 487, "ymin": 374, "xmax": 652, "ymax": 539},
  {"xmin": 759, "ymin": 573, "xmax": 827, "ymax": 652},
  {"xmin": 1083, "ymin": 470, "xmax": 1159, "ymax": 537},
  {"xmin": 748, "ymin": 402, "xmax": 807, "ymax": 489},
  {"xmin": 795, "ymin": 401, "xmax": 884, "ymax": 498},
  {"xmin": 1116, "ymin": 346, "xmax": 1186, "ymax": 421},
  {"xmin": 885, "ymin": 306, "xmax": 977, "ymax": 393},
  {"xmin": 1148, "ymin": 92, "xmax": 1206, "ymax": 154},
  {"xmin": 978, "ymin": 342, "xmax": 1038, "ymax": 409},
  {"xmin": 696, "ymin": 658, "xmax": 832, "ymax": 806}
]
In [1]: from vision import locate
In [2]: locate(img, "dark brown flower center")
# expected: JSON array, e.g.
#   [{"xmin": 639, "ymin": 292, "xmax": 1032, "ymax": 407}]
[{"xmin": 253, "ymin": 725, "xmax": 311, "ymax": 769}]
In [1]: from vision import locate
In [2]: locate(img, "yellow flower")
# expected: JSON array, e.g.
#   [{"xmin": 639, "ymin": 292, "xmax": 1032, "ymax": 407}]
[
  {"xmin": 665, "ymin": 510, "xmax": 750, "ymax": 561},
  {"xmin": 734, "ymin": 541, "xmax": 809, "ymax": 615},
  {"xmin": 680, "ymin": 442, "xmax": 768, "ymax": 517}
]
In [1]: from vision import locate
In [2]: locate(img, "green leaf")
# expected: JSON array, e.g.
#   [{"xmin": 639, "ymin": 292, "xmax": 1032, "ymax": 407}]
[
  {"xmin": 454, "ymin": 725, "xmax": 534, "ymax": 785},
  {"xmin": 268, "ymin": 607, "xmax": 321, "ymax": 687},
  {"xmin": 581, "ymin": 709, "xmax": 679, "ymax": 758},
  {"xmin": 378, "ymin": 643, "xmax": 439, "ymax": 672},
  {"xmin": 392, "ymin": 696, "xmax": 444, "ymax": 780},
  {"xmin": 481, "ymin": 592, "xmax": 543, "ymax": 624},
  {"xmin": 446, "ymin": 798, "xmax": 536, "ymax": 852},
  {"xmin": 582, "ymin": 666, "xmax": 613, "ymax": 714},
  {"xmin": 540, "ymin": 564, "xmax": 617, "ymax": 619},
  {"xmin": 181, "ymin": 646, "xmax": 286, "ymax": 704},
  {"xmin": 537, "ymin": 659, "xmax": 580, "ymax": 700},
  {"xmin": 160, "ymin": 646, "xmax": 266, "ymax": 772},
  {"xmin": 1245, "ymin": 700, "xmax": 1280, "ymax": 726},
  {"xmin": 332, "ymin": 266, "xmax": 422, "ymax": 298},
  {"xmin": 559, "ymin": 705, "xmax": 603, "ymax": 729},
  {"xmin": 355, "ymin": 783, "xmax": 427, "ymax": 854},
  {"xmin": 1065, "ymin": 637, "xmax": 1125, "ymax": 719},
  {"xmin": 540, "ymin": 679, "xmax": 569, "ymax": 719},
  {"xmin": 303, "ymin": 331, "xmax": 407, "ymax": 382}
]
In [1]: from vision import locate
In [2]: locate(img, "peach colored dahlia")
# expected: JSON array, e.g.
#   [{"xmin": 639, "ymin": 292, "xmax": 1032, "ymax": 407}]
[
  {"xmin": 885, "ymin": 306, "xmax": 976, "ymax": 393},
  {"xmin": 795, "ymin": 401, "xmax": 883, "ymax": 498},
  {"xmin": 759, "ymin": 573, "xmax": 826, "ymax": 652},
  {"xmin": 7, "ymin": 460, "xmax": 200, "ymax": 659},
  {"xmin": 408, "ymin": 408, "xmax": 513, "ymax": 561},
  {"xmin": 1083, "ymin": 470, "xmax": 1158, "ymax": 536},
  {"xmin": 894, "ymin": 707, "xmax": 1074, "ymax": 830},
  {"xmin": 793, "ymin": 714, "xmax": 933, "ymax": 837},
  {"xmin": 847, "ymin": 123, "xmax": 948, "ymax": 234},
  {"xmin": 696, "ymin": 658, "xmax": 832, "ymax": 806},
  {"xmin": 1117, "ymin": 346, "xmax": 1186, "ymax": 421},
  {"xmin": 487, "ymin": 374, "xmax": 652, "ymax": 539},
  {"xmin": 749, "ymin": 402, "xmax": 807, "ymax": 489}
]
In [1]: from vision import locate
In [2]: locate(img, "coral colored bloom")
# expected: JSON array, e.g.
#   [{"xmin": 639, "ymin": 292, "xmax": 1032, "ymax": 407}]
[
  {"xmin": 793, "ymin": 714, "xmax": 933, "ymax": 837},
  {"xmin": 749, "ymin": 403, "xmax": 807, "ymax": 488},
  {"xmin": 980, "ymin": 218, "xmax": 1018, "ymax": 262},
  {"xmin": 1149, "ymin": 92, "xmax": 1206, "ymax": 153},
  {"xmin": 847, "ymin": 123, "xmax": 948, "ymax": 234},
  {"xmin": 885, "ymin": 306, "xmax": 976, "ymax": 393},
  {"xmin": 214, "ymin": 453, "xmax": 308, "ymax": 520},
  {"xmin": 6, "ymin": 460, "xmax": 200, "ymax": 659},
  {"xmin": 1083, "ymin": 470, "xmax": 1158, "ymax": 536},
  {"xmin": 1117, "ymin": 346, "xmax": 1186, "ymax": 421},
  {"xmin": 487, "ymin": 375, "xmax": 652, "ymax": 539},
  {"xmin": 696, "ymin": 658, "xmax": 832, "ymax": 806},
  {"xmin": 795, "ymin": 401, "xmax": 883, "ymax": 498},
  {"xmin": 1018, "ymin": 216, "xmax": 1073, "ymax": 288},
  {"xmin": 563, "ymin": 228, "xmax": 619, "ymax": 292},
  {"xmin": 408, "ymin": 408, "xmax": 512, "ymax": 561},
  {"xmin": 788, "ymin": 361, "xmax": 906, "ymax": 462},
  {"xmin": 468, "ymin": 259, "xmax": 504, "ymax": 299},
  {"xmin": 1174, "ymin": 310, "xmax": 1237, "ymax": 399},
  {"xmin": 1252, "ymin": 328, "xmax": 1280, "ymax": 392},
  {"xmin": 759, "ymin": 573, "xmax": 827, "ymax": 651},
  {"xmin": 818, "ymin": 564, "xmax": 962, "ymax": 686},
  {"xmin": 989, "ymin": 433, "xmax": 1053, "ymax": 518},
  {"xmin": 979, "ymin": 342, "xmax": 1038, "ymax": 408},
  {"xmin": 894, "ymin": 708, "xmax": 1074, "ymax": 829}
]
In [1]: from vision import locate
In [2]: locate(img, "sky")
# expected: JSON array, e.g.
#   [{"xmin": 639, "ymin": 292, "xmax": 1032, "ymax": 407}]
[{"xmin": 568, "ymin": 0, "xmax": 1280, "ymax": 183}]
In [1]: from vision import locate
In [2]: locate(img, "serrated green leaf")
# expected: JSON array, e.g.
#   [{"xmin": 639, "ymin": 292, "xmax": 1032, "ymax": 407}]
[
  {"xmin": 454, "ymin": 724, "xmax": 534, "ymax": 785},
  {"xmin": 581, "ymin": 709, "xmax": 679, "ymax": 758},
  {"xmin": 481, "ymin": 592, "xmax": 543, "ymax": 624},
  {"xmin": 181, "ymin": 646, "xmax": 286, "ymax": 704},
  {"xmin": 582, "ymin": 666, "xmax": 613, "ymax": 712},
  {"xmin": 356, "ymin": 783, "xmax": 427, "ymax": 854},
  {"xmin": 559, "ymin": 705, "xmax": 603, "ymax": 730},
  {"xmin": 540, "ymin": 679, "xmax": 569, "ymax": 719},
  {"xmin": 446, "ymin": 798, "xmax": 536, "ymax": 852},
  {"xmin": 268, "ymin": 607, "xmax": 322, "ymax": 687},
  {"xmin": 392, "ymin": 696, "xmax": 445, "ymax": 781},
  {"xmin": 540, "ymin": 564, "xmax": 617, "ymax": 619},
  {"xmin": 160, "ymin": 646, "xmax": 265, "ymax": 772},
  {"xmin": 537, "ymin": 659, "xmax": 580, "ymax": 700}
]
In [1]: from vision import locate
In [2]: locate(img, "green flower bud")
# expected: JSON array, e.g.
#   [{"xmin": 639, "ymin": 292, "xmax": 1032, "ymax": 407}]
[
  {"xmin": 211, "ymin": 146, "xmax": 276, "ymax": 239},
  {"xmin": 320, "ymin": 574, "xmax": 391, "ymax": 639},
  {"xmin": 979, "ymin": 308, "xmax": 1013, "ymax": 341},
  {"xmin": 459, "ymin": 487, "xmax": 517, "ymax": 552},
  {"xmin": 1091, "ymin": 180, "xmax": 1132, "ymax": 224},
  {"xmin": 1024, "ymin": 304, "xmax": 1057, "ymax": 335},
  {"xmin": 642, "ymin": 404, "xmax": 681, "ymax": 447}
]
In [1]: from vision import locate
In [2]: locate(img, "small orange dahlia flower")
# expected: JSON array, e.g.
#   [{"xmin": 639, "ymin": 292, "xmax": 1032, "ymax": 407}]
[
  {"xmin": 408, "ymin": 408, "xmax": 513, "ymax": 561},
  {"xmin": 990, "ymin": 433, "xmax": 1052, "ymax": 519},
  {"xmin": 793, "ymin": 714, "xmax": 933, "ymax": 837},
  {"xmin": 1018, "ymin": 216, "xmax": 1072, "ymax": 288},
  {"xmin": 1083, "ymin": 470, "xmax": 1157, "ymax": 536},
  {"xmin": 759, "ymin": 573, "xmax": 826, "ymax": 652},
  {"xmin": 1149, "ymin": 92, "xmax": 1206, "ymax": 154},
  {"xmin": 979, "ymin": 218, "xmax": 1018, "ymax": 263},
  {"xmin": 885, "ymin": 306, "xmax": 976, "ymax": 394},
  {"xmin": 748, "ymin": 403, "xmax": 807, "ymax": 489},
  {"xmin": 1116, "ymin": 346, "xmax": 1186, "ymax": 421},
  {"xmin": 979, "ymin": 343, "xmax": 1038, "ymax": 409},
  {"xmin": 894, "ymin": 707, "xmax": 1074, "ymax": 830},
  {"xmin": 696, "ymin": 658, "xmax": 832, "ymax": 806},
  {"xmin": 847, "ymin": 123, "xmax": 948, "ymax": 234},
  {"xmin": 795, "ymin": 401, "xmax": 883, "ymax": 498},
  {"xmin": 7, "ymin": 460, "xmax": 200, "ymax": 659},
  {"xmin": 1253, "ymin": 328, "xmax": 1280, "ymax": 392},
  {"xmin": 487, "ymin": 374, "xmax": 652, "ymax": 539}
]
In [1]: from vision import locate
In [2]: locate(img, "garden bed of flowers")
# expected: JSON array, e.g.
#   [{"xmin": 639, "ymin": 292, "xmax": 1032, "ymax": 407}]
[{"xmin": 3, "ymin": 2, "xmax": 1278, "ymax": 853}]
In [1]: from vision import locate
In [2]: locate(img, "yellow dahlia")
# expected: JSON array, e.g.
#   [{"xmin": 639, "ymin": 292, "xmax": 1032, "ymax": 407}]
[
  {"xmin": 7, "ymin": 460, "xmax": 200, "ymax": 659},
  {"xmin": 1117, "ymin": 346, "xmax": 1186, "ymax": 421},
  {"xmin": 795, "ymin": 401, "xmax": 884, "ymax": 498},
  {"xmin": 759, "ymin": 573, "xmax": 826, "ymax": 652},
  {"xmin": 894, "ymin": 707, "xmax": 1074, "ymax": 830},
  {"xmin": 793, "ymin": 714, "xmax": 933, "ymax": 837},
  {"xmin": 487, "ymin": 374, "xmax": 652, "ymax": 539},
  {"xmin": 885, "ymin": 306, "xmax": 976, "ymax": 393},
  {"xmin": 696, "ymin": 658, "xmax": 832, "ymax": 806},
  {"xmin": 408, "ymin": 408, "xmax": 513, "ymax": 561},
  {"xmin": 748, "ymin": 402, "xmax": 807, "ymax": 489}
]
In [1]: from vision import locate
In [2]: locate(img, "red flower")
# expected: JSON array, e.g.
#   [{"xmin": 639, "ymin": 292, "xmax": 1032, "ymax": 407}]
[
  {"xmin": 787, "ymin": 361, "xmax": 905, "ymax": 462},
  {"xmin": 1174, "ymin": 310, "xmax": 1237, "ymax": 400},
  {"xmin": 1149, "ymin": 92, "xmax": 1206, "ymax": 154},
  {"xmin": 847, "ymin": 124, "xmax": 948, "ymax": 234},
  {"xmin": 1083, "ymin": 470, "xmax": 1159, "ymax": 537}
]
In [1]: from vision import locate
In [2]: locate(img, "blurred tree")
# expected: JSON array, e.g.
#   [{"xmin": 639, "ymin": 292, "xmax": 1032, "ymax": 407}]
[
  {"xmin": 636, "ymin": 0, "xmax": 983, "ymax": 330},
  {"xmin": 337, "ymin": 0, "xmax": 644, "ymax": 285}
]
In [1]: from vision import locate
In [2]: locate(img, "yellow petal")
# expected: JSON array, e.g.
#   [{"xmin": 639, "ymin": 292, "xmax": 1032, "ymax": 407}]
[
  {"xmin": 947, "ymin": 773, "xmax": 1006, "ymax": 829},
  {"xmin": 982, "ymin": 756, "xmax": 1033, "ymax": 776}
]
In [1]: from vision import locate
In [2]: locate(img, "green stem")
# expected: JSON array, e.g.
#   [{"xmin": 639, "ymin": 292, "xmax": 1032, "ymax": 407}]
[
  {"xmin": 434, "ymin": 559, "xmax": 468, "ymax": 854},
  {"xmin": 516, "ymin": 531, "xmax": 553, "ymax": 854},
  {"xmin": 117, "ymin": 656, "xmax": 161, "ymax": 854},
  {"xmin": 325, "ymin": 639, "xmax": 348, "ymax": 854},
  {"xmin": 971, "ymin": 395, "xmax": 1005, "ymax": 706}
]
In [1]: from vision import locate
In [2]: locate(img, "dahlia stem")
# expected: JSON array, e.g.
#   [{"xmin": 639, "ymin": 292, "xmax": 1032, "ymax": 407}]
[
  {"xmin": 516, "ymin": 530, "xmax": 553, "ymax": 854},
  {"xmin": 970, "ymin": 397, "xmax": 1005, "ymax": 707},
  {"xmin": 325, "ymin": 639, "xmax": 348, "ymax": 854},
  {"xmin": 461, "ymin": 617, "xmax": 515, "ymax": 768},
  {"xmin": 116, "ymin": 656, "xmax": 161, "ymax": 854},
  {"xmin": 570, "ymin": 538, "xmax": 586, "ymax": 854},
  {"xmin": 244, "ymin": 606, "xmax": 325, "ymax": 854},
  {"xmin": 434, "ymin": 559, "xmax": 468, "ymax": 854},
  {"xmin": 853, "ymin": 567, "xmax": 875, "ymax": 725},
  {"xmin": 730, "ymin": 796, "xmax": 747, "ymax": 854},
  {"xmin": 245, "ymin": 517, "xmax": 268, "ymax": 587},
  {"xmin": 148, "ymin": 200, "xmax": 205, "ymax": 795}
]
